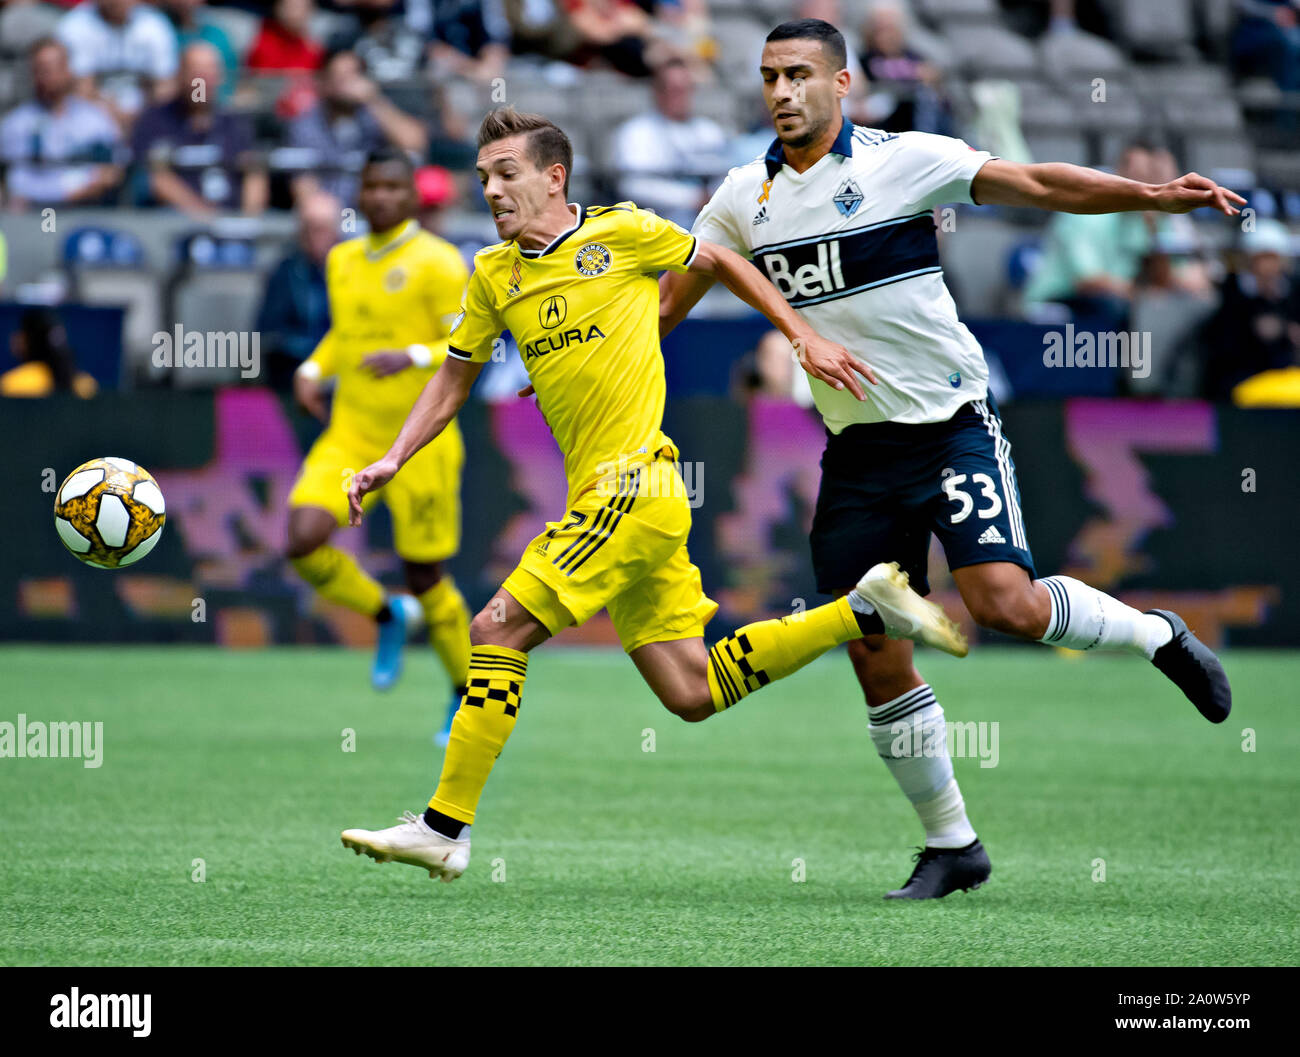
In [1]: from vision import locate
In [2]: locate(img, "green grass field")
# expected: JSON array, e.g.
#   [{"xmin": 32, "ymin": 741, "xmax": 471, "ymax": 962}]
[{"xmin": 1, "ymin": 644, "xmax": 1295, "ymax": 966}]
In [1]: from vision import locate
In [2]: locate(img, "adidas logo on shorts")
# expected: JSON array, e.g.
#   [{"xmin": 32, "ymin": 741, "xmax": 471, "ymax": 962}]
[{"xmin": 978, "ymin": 526, "xmax": 1007, "ymax": 545}]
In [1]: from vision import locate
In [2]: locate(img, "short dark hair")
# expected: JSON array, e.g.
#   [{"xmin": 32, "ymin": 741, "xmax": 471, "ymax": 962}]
[
  {"xmin": 320, "ymin": 46, "xmax": 360, "ymax": 74},
  {"xmin": 476, "ymin": 106, "xmax": 573, "ymax": 197},
  {"xmin": 654, "ymin": 55, "xmax": 690, "ymax": 78},
  {"xmin": 1120, "ymin": 136, "xmax": 1160, "ymax": 157},
  {"xmin": 28, "ymin": 35, "xmax": 67, "ymax": 61},
  {"xmin": 765, "ymin": 18, "xmax": 848, "ymax": 72},
  {"xmin": 363, "ymin": 147, "xmax": 415, "ymax": 176}
]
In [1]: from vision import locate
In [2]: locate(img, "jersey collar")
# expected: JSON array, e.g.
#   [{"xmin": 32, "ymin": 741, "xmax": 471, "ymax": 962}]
[
  {"xmin": 364, "ymin": 219, "xmax": 419, "ymax": 261},
  {"xmin": 518, "ymin": 203, "xmax": 587, "ymax": 258},
  {"xmin": 764, "ymin": 117, "xmax": 855, "ymax": 179}
]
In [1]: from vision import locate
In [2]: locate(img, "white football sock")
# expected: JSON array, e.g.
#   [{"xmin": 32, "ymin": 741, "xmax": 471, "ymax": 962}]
[
  {"xmin": 867, "ymin": 686, "xmax": 977, "ymax": 849},
  {"xmin": 1037, "ymin": 575, "xmax": 1173, "ymax": 659}
]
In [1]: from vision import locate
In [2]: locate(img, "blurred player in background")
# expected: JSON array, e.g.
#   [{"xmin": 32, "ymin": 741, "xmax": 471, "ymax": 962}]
[
  {"xmin": 661, "ymin": 18, "xmax": 1242, "ymax": 900},
  {"xmin": 288, "ymin": 148, "xmax": 470, "ymax": 745}
]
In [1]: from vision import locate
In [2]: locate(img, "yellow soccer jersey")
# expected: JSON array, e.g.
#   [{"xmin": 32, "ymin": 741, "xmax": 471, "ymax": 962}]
[
  {"xmin": 448, "ymin": 202, "xmax": 699, "ymax": 504},
  {"xmin": 306, "ymin": 220, "xmax": 470, "ymax": 448}
]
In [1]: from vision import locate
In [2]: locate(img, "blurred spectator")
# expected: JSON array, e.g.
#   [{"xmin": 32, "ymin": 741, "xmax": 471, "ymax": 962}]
[
  {"xmin": 427, "ymin": 0, "xmax": 510, "ymax": 84},
  {"xmin": 247, "ymin": 0, "xmax": 326, "ymax": 72},
  {"xmin": 726, "ymin": 91, "xmax": 778, "ymax": 170},
  {"xmin": 256, "ymin": 190, "xmax": 340, "ymax": 390},
  {"xmin": 858, "ymin": 1, "xmax": 955, "ymax": 137},
  {"xmin": 332, "ymin": 0, "xmax": 428, "ymax": 83},
  {"xmin": 1, "ymin": 37, "xmax": 124, "ymax": 208},
  {"xmin": 566, "ymin": 0, "xmax": 656, "ymax": 77},
  {"xmin": 734, "ymin": 329, "xmax": 814, "ymax": 406},
  {"xmin": 1134, "ymin": 147, "xmax": 1213, "ymax": 298},
  {"xmin": 1200, "ymin": 220, "xmax": 1300, "ymax": 400},
  {"xmin": 998, "ymin": 0, "xmax": 1116, "ymax": 39},
  {"xmin": 131, "ymin": 41, "xmax": 268, "ymax": 216},
  {"xmin": 416, "ymin": 162, "xmax": 494, "ymax": 262},
  {"xmin": 1231, "ymin": 0, "xmax": 1300, "ymax": 92},
  {"xmin": 503, "ymin": 0, "xmax": 583, "ymax": 62},
  {"xmin": 653, "ymin": 0, "xmax": 716, "ymax": 69},
  {"xmin": 0, "ymin": 308, "xmax": 98, "ymax": 399},
  {"xmin": 1023, "ymin": 142, "xmax": 1205, "ymax": 330},
  {"xmin": 161, "ymin": 0, "xmax": 241, "ymax": 101},
  {"xmin": 610, "ymin": 55, "xmax": 727, "ymax": 229},
  {"xmin": 415, "ymin": 162, "xmax": 457, "ymax": 233},
  {"xmin": 57, "ymin": 0, "xmax": 179, "ymax": 128},
  {"xmin": 287, "ymin": 47, "xmax": 428, "ymax": 205}
]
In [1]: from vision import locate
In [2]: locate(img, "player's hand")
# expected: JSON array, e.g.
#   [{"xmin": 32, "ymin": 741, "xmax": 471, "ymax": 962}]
[
  {"xmin": 516, "ymin": 384, "xmax": 535, "ymax": 398},
  {"xmin": 293, "ymin": 371, "xmax": 329, "ymax": 423},
  {"xmin": 347, "ymin": 457, "xmax": 399, "ymax": 526},
  {"xmin": 1155, "ymin": 173, "xmax": 1246, "ymax": 217},
  {"xmin": 792, "ymin": 332, "xmax": 878, "ymax": 401},
  {"xmin": 361, "ymin": 351, "xmax": 413, "ymax": 377}
]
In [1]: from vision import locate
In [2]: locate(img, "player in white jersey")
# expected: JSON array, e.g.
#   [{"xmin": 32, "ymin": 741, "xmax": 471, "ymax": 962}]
[{"xmin": 660, "ymin": 18, "xmax": 1242, "ymax": 899}]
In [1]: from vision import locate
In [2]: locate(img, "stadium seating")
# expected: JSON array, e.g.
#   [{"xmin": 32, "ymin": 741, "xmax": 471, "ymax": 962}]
[
  {"xmin": 2, "ymin": 0, "xmax": 1298, "ymax": 389},
  {"xmin": 165, "ymin": 233, "xmax": 264, "ymax": 389},
  {"xmin": 63, "ymin": 228, "xmax": 161, "ymax": 387},
  {"xmin": 1102, "ymin": 0, "xmax": 1200, "ymax": 62}
]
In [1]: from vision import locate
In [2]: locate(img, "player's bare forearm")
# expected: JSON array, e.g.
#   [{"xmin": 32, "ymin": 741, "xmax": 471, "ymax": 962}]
[
  {"xmin": 687, "ymin": 240, "xmax": 877, "ymax": 398},
  {"xmin": 348, "ymin": 358, "xmax": 482, "ymax": 524},
  {"xmin": 689, "ymin": 241, "xmax": 818, "ymax": 344},
  {"xmin": 388, "ymin": 358, "xmax": 480, "ymax": 466},
  {"xmin": 971, "ymin": 159, "xmax": 1245, "ymax": 216},
  {"xmin": 658, "ymin": 270, "xmax": 715, "ymax": 338}
]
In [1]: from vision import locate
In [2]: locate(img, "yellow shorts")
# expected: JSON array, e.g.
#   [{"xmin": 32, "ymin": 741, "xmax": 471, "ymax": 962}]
[
  {"xmin": 288, "ymin": 426, "xmax": 464, "ymax": 563},
  {"xmin": 502, "ymin": 454, "xmax": 718, "ymax": 653}
]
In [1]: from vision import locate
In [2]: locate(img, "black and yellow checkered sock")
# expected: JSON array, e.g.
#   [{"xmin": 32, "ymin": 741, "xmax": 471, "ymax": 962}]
[
  {"xmin": 427, "ymin": 645, "xmax": 528, "ymax": 825},
  {"xmin": 707, "ymin": 597, "xmax": 859, "ymax": 711}
]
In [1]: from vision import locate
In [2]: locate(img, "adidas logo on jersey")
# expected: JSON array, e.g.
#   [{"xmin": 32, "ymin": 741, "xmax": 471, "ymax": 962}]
[
  {"xmin": 752, "ymin": 205, "xmax": 770, "ymax": 226},
  {"xmin": 978, "ymin": 526, "xmax": 1007, "ymax": 545}
]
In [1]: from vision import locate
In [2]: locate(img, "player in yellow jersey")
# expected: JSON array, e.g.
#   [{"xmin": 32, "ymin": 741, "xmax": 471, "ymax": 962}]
[
  {"xmin": 337, "ymin": 109, "xmax": 967, "ymax": 882},
  {"xmin": 288, "ymin": 149, "xmax": 472, "ymax": 742}
]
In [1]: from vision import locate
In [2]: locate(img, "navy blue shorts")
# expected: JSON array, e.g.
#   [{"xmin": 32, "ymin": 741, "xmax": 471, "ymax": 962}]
[{"xmin": 810, "ymin": 395, "xmax": 1035, "ymax": 596}]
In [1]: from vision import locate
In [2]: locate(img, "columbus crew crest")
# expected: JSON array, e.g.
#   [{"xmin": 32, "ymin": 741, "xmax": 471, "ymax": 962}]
[
  {"xmin": 384, "ymin": 266, "xmax": 406, "ymax": 291},
  {"xmin": 574, "ymin": 242, "xmax": 612, "ymax": 277}
]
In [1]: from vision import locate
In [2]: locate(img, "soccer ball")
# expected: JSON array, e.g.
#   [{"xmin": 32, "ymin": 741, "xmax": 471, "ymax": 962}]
[{"xmin": 53, "ymin": 457, "xmax": 166, "ymax": 569}]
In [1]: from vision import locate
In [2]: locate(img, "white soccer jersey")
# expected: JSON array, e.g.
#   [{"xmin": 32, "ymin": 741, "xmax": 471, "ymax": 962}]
[{"xmin": 692, "ymin": 121, "xmax": 996, "ymax": 429}]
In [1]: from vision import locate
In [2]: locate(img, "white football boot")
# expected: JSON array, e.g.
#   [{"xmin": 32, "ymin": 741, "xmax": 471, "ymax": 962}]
[
  {"xmin": 853, "ymin": 561, "xmax": 969, "ymax": 657},
  {"xmin": 341, "ymin": 810, "xmax": 470, "ymax": 883}
]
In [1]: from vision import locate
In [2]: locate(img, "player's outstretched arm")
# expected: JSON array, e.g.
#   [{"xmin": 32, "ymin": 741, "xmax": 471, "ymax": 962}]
[
  {"xmin": 688, "ymin": 240, "xmax": 878, "ymax": 400},
  {"xmin": 971, "ymin": 158, "xmax": 1246, "ymax": 216},
  {"xmin": 658, "ymin": 270, "xmax": 716, "ymax": 339},
  {"xmin": 347, "ymin": 356, "xmax": 482, "ymax": 525}
]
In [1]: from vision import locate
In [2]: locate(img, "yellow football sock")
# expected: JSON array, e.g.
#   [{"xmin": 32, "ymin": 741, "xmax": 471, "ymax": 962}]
[
  {"xmin": 707, "ymin": 597, "xmax": 859, "ymax": 710},
  {"xmin": 428, "ymin": 645, "xmax": 527, "ymax": 824},
  {"xmin": 418, "ymin": 577, "xmax": 471, "ymax": 690},
  {"xmin": 291, "ymin": 544, "xmax": 385, "ymax": 616}
]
